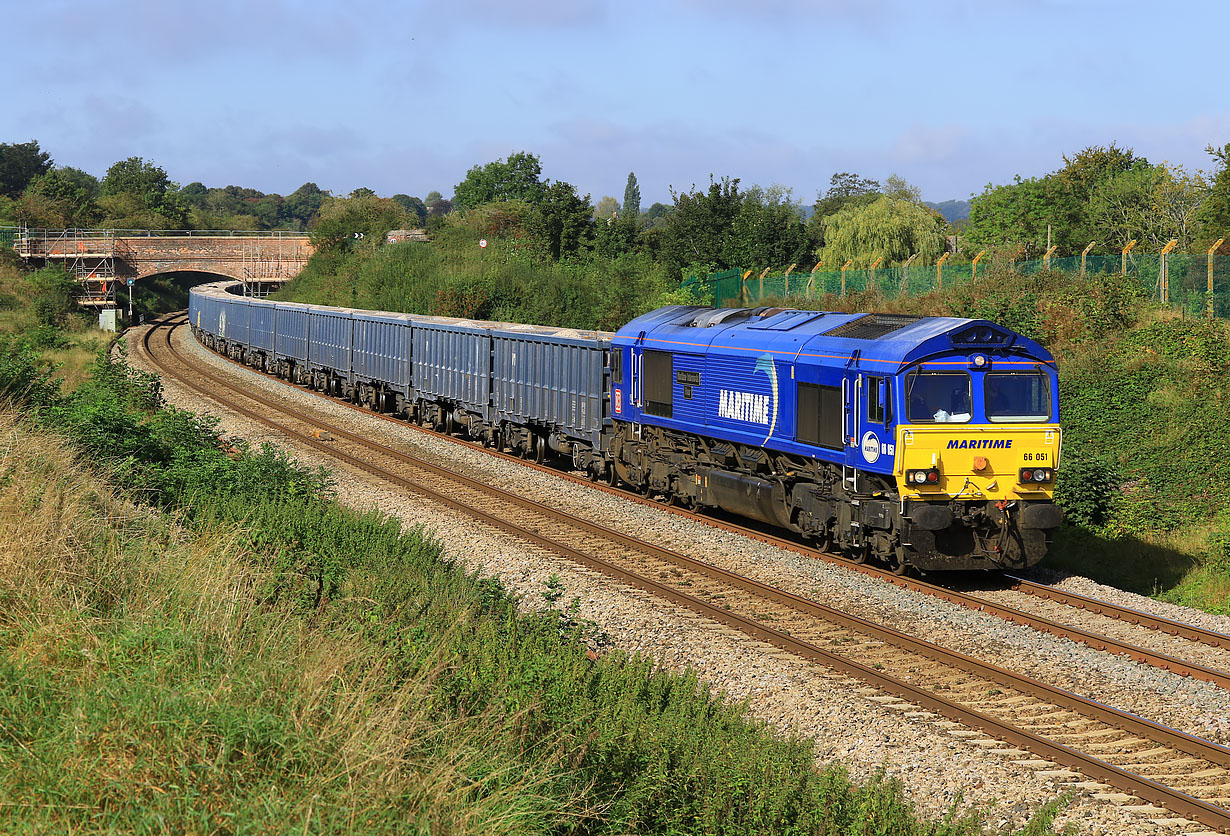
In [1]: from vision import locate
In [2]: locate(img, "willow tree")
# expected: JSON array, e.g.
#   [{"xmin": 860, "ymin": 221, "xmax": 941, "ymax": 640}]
[{"xmin": 817, "ymin": 195, "xmax": 947, "ymax": 268}]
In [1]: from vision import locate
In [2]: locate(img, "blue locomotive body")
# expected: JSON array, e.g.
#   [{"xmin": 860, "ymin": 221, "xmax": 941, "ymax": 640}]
[
  {"xmin": 609, "ymin": 305, "xmax": 1061, "ymax": 570},
  {"xmin": 188, "ymin": 283, "xmax": 1063, "ymax": 572}
]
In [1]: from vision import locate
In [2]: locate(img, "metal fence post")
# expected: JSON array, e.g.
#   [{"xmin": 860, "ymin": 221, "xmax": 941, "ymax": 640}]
[
  {"xmin": 1208, "ymin": 239, "xmax": 1224, "ymax": 319},
  {"xmin": 840, "ymin": 260, "xmax": 853, "ymax": 296},
  {"xmin": 1081, "ymin": 241, "xmax": 1096, "ymax": 277},
  {"xmin": 741, "ymin": 270, "xmax": 752, "ymax": 306},
  {"xmin": 1121, "ymin": 240, "xmax": 1137, "ymax": 275},
  {"xmin": 869, "ymin": 256, "xmax": 882, "ymax": 287},
  {"xmin": 1042, "ymin": 244, "xmax": 1058, "ymax": 271},
  {"xmin": 1159, "ymin": 239, "xmax": 1178, "ymax": 304},
  {"xmin": 900, "ymin": 253, "xmax": 918, "ymax": 296},
  {"xmin": 936, "ymin": 253, "xmax": 950, "ymax": 289},
  {"xmin": 783, "ymin": 263, "xmax": 795, "ymax": 297},
  {"xmin": 971, "ymin": 250, "xmax": 986, "ymax": 281},
  {"xmin": 808, "ymin": 261, "xmax": 821, "ymax": 299},
  {"xmin": 758, "ymin": 266, "xmax": 770, "ymax": 302}
]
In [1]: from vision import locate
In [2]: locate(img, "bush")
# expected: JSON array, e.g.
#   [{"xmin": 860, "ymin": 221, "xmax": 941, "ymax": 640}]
[{"xmin": 0, "ymin": 340, "xmax": 60, "ymax": 408}]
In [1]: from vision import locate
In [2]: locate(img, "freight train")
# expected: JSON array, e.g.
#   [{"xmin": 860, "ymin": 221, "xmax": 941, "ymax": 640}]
[{"xmin": 189, "ymin": 281, "xmax": 1063, "ymax": 572}]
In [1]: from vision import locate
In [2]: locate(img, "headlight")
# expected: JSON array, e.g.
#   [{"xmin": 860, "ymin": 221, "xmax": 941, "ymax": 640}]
[
  {"xmin": 1020, "ymin": 468, "xmax": 1053, "ymax": 484},
  {"xmin": 907, "ymin": 468, "xmax": 940, "ymax": 486}
]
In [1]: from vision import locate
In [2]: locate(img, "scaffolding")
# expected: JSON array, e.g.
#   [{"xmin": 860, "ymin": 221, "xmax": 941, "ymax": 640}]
[
  {"xmin": 14, "ymin": 228, "xmax": 119, "ymax": 307},
  {"xmin": 240, "ymin": 239, "xmax": 307, "ymax": 297}
]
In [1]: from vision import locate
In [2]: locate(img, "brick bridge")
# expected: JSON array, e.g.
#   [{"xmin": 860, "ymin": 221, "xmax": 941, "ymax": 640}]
[{"xmin": 13, "ymin": 228, "xmax": 314, "ymax": 306}]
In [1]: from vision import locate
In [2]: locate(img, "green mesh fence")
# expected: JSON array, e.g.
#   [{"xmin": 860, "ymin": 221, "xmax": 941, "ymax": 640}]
[
  {"xmin": 685, "ymin": 253, "xmax": 1230, "ymax": 318},
  {"xmin": 0, "ymin": 227, "xmax": 17, "ymax": 249}
]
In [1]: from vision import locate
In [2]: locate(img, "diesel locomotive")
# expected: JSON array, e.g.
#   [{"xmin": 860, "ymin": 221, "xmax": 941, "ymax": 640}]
[{"xmin": 189, "ymin": 281, "xmax": 1063, "ymax": 572}]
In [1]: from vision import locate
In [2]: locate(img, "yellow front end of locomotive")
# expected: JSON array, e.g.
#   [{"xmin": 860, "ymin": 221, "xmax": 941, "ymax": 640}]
[{"xmin": 895, "ymin": 425, "xmax": 1061, "ymax": 501}]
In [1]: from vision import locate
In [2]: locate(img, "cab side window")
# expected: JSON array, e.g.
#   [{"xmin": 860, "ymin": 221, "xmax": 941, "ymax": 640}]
[{"xmin": 866, "ymin": 376, "xmax": 891, "ymax": 425}]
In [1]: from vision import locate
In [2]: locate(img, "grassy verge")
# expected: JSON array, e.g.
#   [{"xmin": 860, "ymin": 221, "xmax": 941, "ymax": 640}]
[{"xmin": 0, "ymin": 345, "xmax": 1075, "ymax": 834}]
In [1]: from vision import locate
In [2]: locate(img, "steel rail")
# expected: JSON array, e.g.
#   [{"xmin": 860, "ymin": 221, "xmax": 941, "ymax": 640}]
[
  {"xmin": 143, "ymin": 317, "xmax": 1230, "ymax": 831},
  {"xmin": 1003, "ymin": 574, "xmax": 1230, "ymax": 650}
]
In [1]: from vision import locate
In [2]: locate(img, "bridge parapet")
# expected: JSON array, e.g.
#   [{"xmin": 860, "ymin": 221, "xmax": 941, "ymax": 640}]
[{"xmin": 12, "ymin": 227, "xmax": 314, "ymax": 305}]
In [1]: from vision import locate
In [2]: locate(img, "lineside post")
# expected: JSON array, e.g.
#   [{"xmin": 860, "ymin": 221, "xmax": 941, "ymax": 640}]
[
  {"xmin": 1121, "ymin": 239, "xmax": 1137, "ymax": 276},
  {"xmin": 1208, "ymin": 238, "xmax": 1224, "ymax": 319},
  {"xmin": 900, "ymin": 253, "xmax": 918, "ymax": 296},
  {"xmin": 1159, "ymin": 239, "xmax": 1178, "ymax": 304},
  {"xmin": 1081, "ymin": 241, "xmax": 1096, "ymax": 276},
  {"xmin": 936, "ymin": 253, "xmax": 950, "ymax": 290}
]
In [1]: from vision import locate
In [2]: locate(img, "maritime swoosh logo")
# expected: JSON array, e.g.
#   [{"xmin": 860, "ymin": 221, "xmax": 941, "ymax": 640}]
[{"xmin": 753, "ymin": 352, "xmax": 779, "ymax": 444}]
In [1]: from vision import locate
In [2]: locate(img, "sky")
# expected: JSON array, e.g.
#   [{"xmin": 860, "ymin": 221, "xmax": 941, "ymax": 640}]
[{"xmin": 6, "ymin": 0, "xmax": 1230, "ymax": 208}]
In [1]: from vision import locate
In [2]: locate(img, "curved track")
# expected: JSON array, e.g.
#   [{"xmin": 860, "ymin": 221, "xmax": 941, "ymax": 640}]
[
  {"xmin": 160, "ymin": 309, "xmax": 1230, "ymax": 685},
  {"xmin": 138, "ymin": 314, "xmax": 1230, "ymax": 831}
]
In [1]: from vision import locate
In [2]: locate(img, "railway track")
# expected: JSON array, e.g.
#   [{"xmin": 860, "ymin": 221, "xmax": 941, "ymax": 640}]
[
  {"xmin": 140, "ymin": 314, "xmax": 1230, "ymax": 831},
  {"xmin": 151, "ymin": 311, "xmax": 1230, "ymax": 689}
]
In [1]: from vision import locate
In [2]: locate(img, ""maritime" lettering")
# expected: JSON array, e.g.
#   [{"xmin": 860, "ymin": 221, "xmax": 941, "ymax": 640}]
[
  {"xmin": 719, "ymin": 390, "xmax": 770, "ymax": 425},
  {"xmin": 947, "ymin": 439, "xmax": 1013, "ymax": 449}
]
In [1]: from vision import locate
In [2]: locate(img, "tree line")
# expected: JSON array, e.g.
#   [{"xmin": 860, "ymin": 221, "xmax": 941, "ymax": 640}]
[
  {"xmin": 6, "ymin": 137, "xmax": 1230, "ymax": 282},
  {"xmin": 0, "ymin": 140, "xmax": 452, "ymax": 233}
]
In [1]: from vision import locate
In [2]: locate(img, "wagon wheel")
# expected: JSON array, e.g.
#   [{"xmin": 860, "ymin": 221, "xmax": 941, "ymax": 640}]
[
  {"xmin": 604, "ymin": 464, "xmax": 618, "ymax": 487},
  {"xmin": 533, "ymin": 435, "xmax": 546, "ymax": 464}
]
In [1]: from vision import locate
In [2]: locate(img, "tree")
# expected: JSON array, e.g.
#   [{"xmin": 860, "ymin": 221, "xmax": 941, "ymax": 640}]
[
  {"xmin": 452, "ymin": 151, "xmax": 547, "ymax": 211},
  {"xmin": 883, "ymin": 173, "xmax": 922, "ymax": 203},
  {"xmin": 593, "ymin": 195, "xmax": 619, "ymax": 220},
  {"xmin": 817, "ymin": 196, "xmax": 947, "ymax": 268},
  {"xmin": 643, "ymin": 202, "xmax": 671, "ymax": 230},
  {"xmin": 721, "ymin": 185, "xmax": 810, "ymax": 271},
  {"xmin": 392, "ymin": 194, "xmax": 427, "ymax": 225},
  {"xmin": 178, "ymin": 181, "xmax": 208, "ymax": 209},
  {"xmin": 284, "ymin": 182, "xmax": 326, "ymax": 229},
  {"xmin": 1088, "ymin": 163, "xmax": 1207, "ymax": 250},
  {"xmin": 1057, "ymin": 144, "xmax": 1142, "ymax": 196},
  {"xmin": 623, "ymin": 172, "xmax": 641, "ymax": 220},
  {"xmin": 963, "ymin": 175, "xmax": 1057, "ymax": 257},
  {"xmin": 528, "ymin": 181, "xmax": 593, "ymax": 260},
  {"xmin": 809, "ymin": 172, "xmax": 881, "ymax": 248},
  {"xmin": 101, "ymin": 157, "xmax": 186, "ymax": 227},
  {"xmin": 310, "ymin": 194, "xmax": 412, "ymax": 251},
  {"xmin": 1197, "ymin": 143, "xmax": 1230, "ymax": 240},
  {"xmin": 659, "ymin": 177, "xmax": 743, "ymax": 277},
  {"xmin": 0, "ymin": 140, "xmax": 52, "ymax": 198},
  {"xmin": 25, "ymin": 166, "xmax": 101, "ymax": 227}
]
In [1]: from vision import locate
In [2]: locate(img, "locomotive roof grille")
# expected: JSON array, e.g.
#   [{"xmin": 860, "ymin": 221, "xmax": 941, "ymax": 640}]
[{"xmin": 821, "ymin": 313, "xmax": 923, "ymax": 340}]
